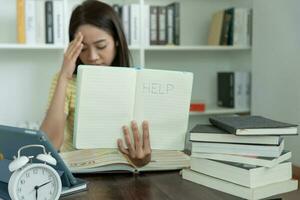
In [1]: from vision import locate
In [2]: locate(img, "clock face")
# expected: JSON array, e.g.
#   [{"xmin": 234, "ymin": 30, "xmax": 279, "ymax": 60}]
[{"xmin": 11, "ymin": 164, "xmax": 61, "ymax": 200}]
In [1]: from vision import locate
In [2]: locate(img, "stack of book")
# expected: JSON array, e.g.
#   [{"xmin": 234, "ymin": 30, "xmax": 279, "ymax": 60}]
[{"xmin": 182, "ymin": 115, "xmax": 298, "ymax": 200}]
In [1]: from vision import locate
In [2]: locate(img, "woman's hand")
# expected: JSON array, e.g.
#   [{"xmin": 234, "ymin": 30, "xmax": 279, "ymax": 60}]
[
  {"xmin": 60, "ymin": 32, "xmax": 83, "ymax": 80},
  {"xmin": 117, "ymin": 121, "xmax": 151, "ymax": 167}
]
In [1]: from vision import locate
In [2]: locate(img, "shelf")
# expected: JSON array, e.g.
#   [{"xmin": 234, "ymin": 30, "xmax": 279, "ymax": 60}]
[
  {"xmin": 145, "ymin": 45, "xmax": 251, "ymax": 51},
  {"xmin": 189, "ymin": 107, "xmax": 250, "ymax": 116},
  {"xmin": 0, "ymin": 44, "xmax": 65, "ymax": 50}
]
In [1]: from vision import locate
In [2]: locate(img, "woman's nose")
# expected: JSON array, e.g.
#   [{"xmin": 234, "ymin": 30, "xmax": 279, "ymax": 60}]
[{"xmin": 87, "ymin": 48, "xmax": 99, "ymax": 61}]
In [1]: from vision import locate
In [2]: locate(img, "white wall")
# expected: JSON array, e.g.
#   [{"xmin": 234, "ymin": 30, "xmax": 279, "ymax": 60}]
[{"xmin": 252, "ymin": 0, "xmax": 300, "ymax": 165}]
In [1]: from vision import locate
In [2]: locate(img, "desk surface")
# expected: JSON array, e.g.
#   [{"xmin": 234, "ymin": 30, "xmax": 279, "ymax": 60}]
[{"xmin": 62, "ymin": 171, "xmax": 299, "ymax": 200}]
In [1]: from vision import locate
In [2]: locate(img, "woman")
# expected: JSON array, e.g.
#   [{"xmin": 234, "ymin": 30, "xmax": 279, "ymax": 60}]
[{"xmin": 40, "ymin": 0, "xmax": 151, "ymax": 167}]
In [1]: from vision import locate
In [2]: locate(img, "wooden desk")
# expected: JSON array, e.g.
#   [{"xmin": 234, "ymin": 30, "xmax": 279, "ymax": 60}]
[{"xmin": 61, "ymin": 171, "xmax": 299, "ymax": 200}]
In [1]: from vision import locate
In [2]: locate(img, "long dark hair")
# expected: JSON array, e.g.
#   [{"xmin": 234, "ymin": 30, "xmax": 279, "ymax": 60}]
[{"xmin": 69, "ymin": 0, "xmax": 131, "ymax": 74}]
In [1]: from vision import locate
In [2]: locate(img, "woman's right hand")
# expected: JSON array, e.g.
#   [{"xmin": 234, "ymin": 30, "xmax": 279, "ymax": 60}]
[{"xmin": 60, "ymin": 32, "xmax": 83, "ymax": 80}]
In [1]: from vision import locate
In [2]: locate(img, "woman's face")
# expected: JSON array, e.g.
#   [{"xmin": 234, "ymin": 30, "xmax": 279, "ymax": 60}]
[{"xmin": 76, "ymin": 24, "xmax": 116, "ymax": 66}]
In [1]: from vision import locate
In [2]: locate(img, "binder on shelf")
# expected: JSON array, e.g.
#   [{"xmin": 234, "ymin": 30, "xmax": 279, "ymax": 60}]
[
  {"xmin": 45, "ymin": 1, "xmax": 54, "ymax": 44},
  {"xmin": 158, "ymin": 6, "xmax": 167, "ymax": 45},
  {"xmin": 217, "ymin": 71, "xmax": 250, "ymax": 109},
  {"xmin": 150, "ymin": 6, "xmax": 158, "ymax": 45}
]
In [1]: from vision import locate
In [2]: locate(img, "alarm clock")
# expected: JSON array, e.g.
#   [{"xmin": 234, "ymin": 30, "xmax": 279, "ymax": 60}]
[{"xmin": 8, "ymin": 144, "xmax": 62, "ymax": 200}]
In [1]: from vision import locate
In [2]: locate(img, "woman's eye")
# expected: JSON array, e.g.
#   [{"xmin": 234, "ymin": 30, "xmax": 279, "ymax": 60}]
[{"xmin": 97, "ymin": 45, "xmax": 106, "ymax": 50}]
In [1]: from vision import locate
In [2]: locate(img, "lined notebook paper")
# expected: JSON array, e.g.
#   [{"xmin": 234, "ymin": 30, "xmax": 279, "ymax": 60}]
[{"xmin": 74, "ymin": 65, "xmax": 193, "ymax": 150}]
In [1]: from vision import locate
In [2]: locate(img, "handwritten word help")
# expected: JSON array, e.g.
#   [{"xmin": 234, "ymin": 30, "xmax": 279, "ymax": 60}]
[{"xmin": 142, "ymin": 82, "xmax": 175, "ymax": 95}]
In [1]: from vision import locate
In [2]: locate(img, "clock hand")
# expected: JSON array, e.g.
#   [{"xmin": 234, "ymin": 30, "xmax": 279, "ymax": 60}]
[
  {"xmin": 36, "ymin": 180, "xmax": 52, "ymax": 189},
  {"xmin": 34, "ymin": 186, "xmax": 38, "ymax": 200},
  {"xmin": 34, "ymin": 181, "xmax": 51, "ymax": 200}
]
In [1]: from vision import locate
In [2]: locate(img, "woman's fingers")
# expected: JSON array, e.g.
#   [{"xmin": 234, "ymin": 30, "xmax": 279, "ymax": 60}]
[
  {"xmin": 69, "ymin": 33, "xmax": 83, "ymax": 59},
  {"xmin": 122, "ymin": 125, "xmax": 135, "ymax": 157},
  {"xmin": 118, "ymin": 121, "xmax": 152, "ymax": 167},
  {"xmin": 65, "ymin": 33, "xmax": 80, "ymax": 55},
  {"xmin": 117, "ymin": 139, "xmax": 129, "ymax": 155},
  {"xmin": 142, "ymin": 121, "xmax": 151, "ymax": 153},
  {"xmin": 131, "ymin": 121, "xmax": 142, "ymax": 151}
]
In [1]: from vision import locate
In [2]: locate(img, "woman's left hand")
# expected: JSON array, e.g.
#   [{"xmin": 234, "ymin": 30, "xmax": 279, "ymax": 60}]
[{"xmin": 117, "ymin": 120, "xmax": 151, "ymax": 167}]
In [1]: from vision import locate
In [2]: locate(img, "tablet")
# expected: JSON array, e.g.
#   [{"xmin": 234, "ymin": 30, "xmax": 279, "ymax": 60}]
[{"xmin": 0, "ymin": 124, "xmax": 86, "ymax": 197}]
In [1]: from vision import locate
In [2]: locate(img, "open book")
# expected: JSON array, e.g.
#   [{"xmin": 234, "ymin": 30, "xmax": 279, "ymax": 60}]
[
  {"xmin": 59, "ymin": 149, "xmax": 190, "ymax": 173},
  {"xmin": 74, "ymin": 65, "xmax": 193, "ymax": 150}
]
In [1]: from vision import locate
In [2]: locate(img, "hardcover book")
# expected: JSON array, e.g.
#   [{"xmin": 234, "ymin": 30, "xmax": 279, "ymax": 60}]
[
  {"xmin": 190, "ymin": 124, "xmax": 281, "ymax": 145},
  {"xmin": 74, "ymin": 65, "xmax": 193, "ymax": 150},
  {"xmin": 209, "ymin": 115, "xmax": 298, "ymax": 135},
  {"xmin": 190, "ymin": 158, "xmax": 292, "ymax": 188},
  {"xmin": 182, "ymin": 169, "xmax": 298, "ymax": 200},
  {"xmin": 191, "ymin": 138, "xmax": 284, "ymax": 157},
  {"xmin": 191, "ymin": 150, "xmax": 291, "ymax": 168},
  {"xmin": 207, "ymin": 10, "xmax": 224, "ymax": 45}
]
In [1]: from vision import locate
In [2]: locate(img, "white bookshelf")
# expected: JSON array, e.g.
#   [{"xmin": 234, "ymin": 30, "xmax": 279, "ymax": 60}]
[
  {"xmin": 189, "ymin": 107, "xmax": 250, "ymax": 116},
  {"xmin": 0, "ymin": 0, "xmax": 253, "ymax": 126},
  {"xmin": 0, "ymin": 44, "xmax": 65, "ymax": 50},
  {"xmin": 145, "ymin": 45, "xmax": 251, "ymax": 51}
]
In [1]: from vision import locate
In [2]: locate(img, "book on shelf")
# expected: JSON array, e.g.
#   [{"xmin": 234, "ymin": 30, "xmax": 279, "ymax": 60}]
[
  {"xmin": 53, "ymin": 0, "xmax": 64, "ymax": 45},
  {"xmin": 17, "ymin": 0, "xmax": 26, "ymax": 43},
  {"xmin": 35, "ymin": 0, "xmax": 46, "ymax": 44},
  {"xmin": 60, "ymin": 149, "xmax": 190, "ymax": 173},
  {"xmin": 143, "ymin": 4, "xmax": 150, "ymax": 47},
  {"xmin": 130, "ymin": 4, "xmax": 140, "ymax": 46},
  {"xmin": 207, "ymin": 10, "xmax": 224, "ymax": 45},
  {"xmin": 190, "ymin": 158, "xmax": 292, "ymax": 188},
  {"xmin": 209, "ymin": 115, "xmax": 298, "ymax": 135},
  {"xmin": 191, "ymin": 150, "xmax": 291, "ymax": 168},
  {"xmin": 220, "ymin": 8, "xmax": 233, "ymax": 45},
  {"xmin": 191, "ymin": 138, "xmax": 284, "ymax": 157},
  {"xmin": 74, "ymin": 65, "xmax": 193, "ymax": 150},
  {"xmin": 190, "ymin": 124, "xmax": 281, "ymax": 145},
  {"xmin": 181, "ymin": 169, "xmax": 298, "ymax": 200},
  {"xmin": 217, "ymin": 71, "xmax": 250, "ymax": 109},
  {"xmin": 122, "ymin": 4, "xmax": 130, "ymax": 45},
  {"xmin": 25, "ymin": 0, "xmax": 36, "ymax": 44},
  {"xmin": 233, "ymin": 8, "xmax": 252, "ymax": 46}
]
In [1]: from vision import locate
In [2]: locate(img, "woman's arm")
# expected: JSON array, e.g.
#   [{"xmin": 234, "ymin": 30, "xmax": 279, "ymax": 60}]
[
  {"xmin": 40, "ymin": 33, "xmax": 83, "ymax": 150},
  {"xmin": 117, "ymin": 121, "xmax": 152, "ymax": 167},
  {"xmin": 40, "ymin": 75, "xmax": 69, "ymax": 150}
]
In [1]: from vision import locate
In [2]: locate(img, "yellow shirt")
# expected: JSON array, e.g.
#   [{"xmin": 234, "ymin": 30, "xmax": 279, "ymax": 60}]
[{"xmin": 48, "ymin": 74, "xmax": 76, "ymax": 152}]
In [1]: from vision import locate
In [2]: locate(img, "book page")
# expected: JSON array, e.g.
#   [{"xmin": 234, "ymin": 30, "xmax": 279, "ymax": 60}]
[
  {"xmin": 59, "ymin": 149, "xmax": 131, "ymax": 172},
  {"xmin": 138, "ymin": 150, "xmax": 190, "ymax": 171},
  {"xmin": 74, "ymin": 66, "xmax": 136, "ymax": 148},
  {"xmin": 134, "ymin": 69, "xmax": 193, "ymax": 150}
]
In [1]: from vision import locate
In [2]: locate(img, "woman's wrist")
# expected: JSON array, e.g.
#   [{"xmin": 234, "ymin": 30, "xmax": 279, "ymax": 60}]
[{"xmin": 58, "ymin": 70, "xmax": 71, "ymax": 83}]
